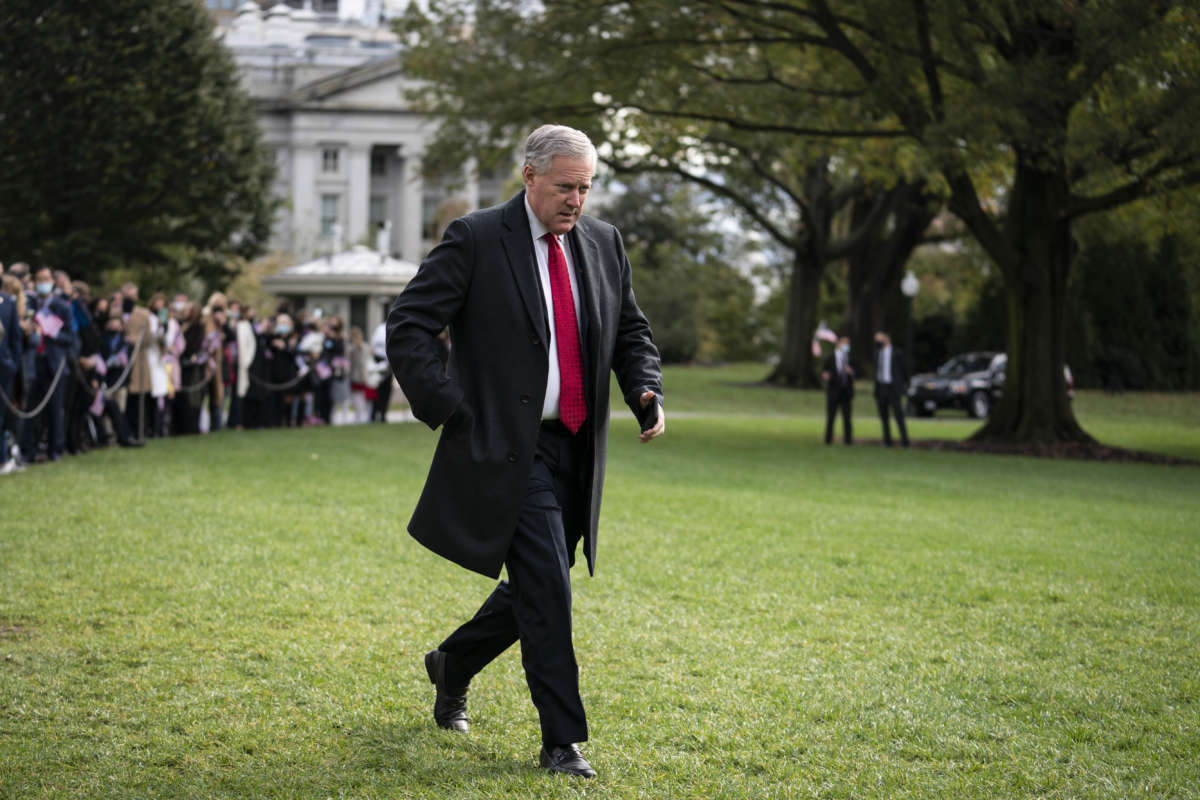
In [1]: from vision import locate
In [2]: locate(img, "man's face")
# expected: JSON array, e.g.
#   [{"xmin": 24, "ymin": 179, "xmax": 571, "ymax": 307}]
[{"xmin": 523, "ymin": 156, "xmax": 594, "ymax": 236}]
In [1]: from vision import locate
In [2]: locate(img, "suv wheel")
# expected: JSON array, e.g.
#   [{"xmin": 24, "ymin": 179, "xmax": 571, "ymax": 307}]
[{"xmin": 969, "ymin": 390, "xmax": 990, "ymax": 418}]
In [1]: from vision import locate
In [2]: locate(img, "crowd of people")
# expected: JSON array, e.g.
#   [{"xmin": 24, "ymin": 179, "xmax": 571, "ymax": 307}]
[{"xmin": 0, "ymin": 261, "xmax": 402, "ymax": 474}]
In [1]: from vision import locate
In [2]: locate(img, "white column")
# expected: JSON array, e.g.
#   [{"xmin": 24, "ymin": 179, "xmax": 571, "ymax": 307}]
[
  {"xmin": 291, "ymin": 144, "xmax": 317, "ymax": 259},
  {"xmin": 398, "ymin": 154, "xmax": 424, "ymax": 262},
  {"xmin": 367, "ymin": 295, "xmax": 384, "ymax": 339},
  {"xmin": 463, "ymin": 157, "xmax": 480, "ymax": 210},
  {"xmin": 347, "ymin": 145, "xmax": 371, "ymax": 248}
]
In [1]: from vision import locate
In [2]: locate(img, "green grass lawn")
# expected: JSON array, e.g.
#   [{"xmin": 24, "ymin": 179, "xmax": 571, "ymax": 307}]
[{"xmin": 2, "ymin": 365, "xmax": 1198, "ymax": 798}]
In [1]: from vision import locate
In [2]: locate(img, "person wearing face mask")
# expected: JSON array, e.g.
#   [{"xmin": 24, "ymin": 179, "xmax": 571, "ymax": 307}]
[
  {"xmin": 232, "ymin": 304, "xmax": 255, "ymax": 430},
  {"xmin": 122, "ymin": 283, "xmax": 162, "ymax": 441},
  {"xmin": 62, "ymin": 277, "xmax": 97, "ymax": 455},
  {"xmin": 873, "ymin": 331, "xmax": 910, "ymax": 448},
  {"xmin": 267, "ymin": 313, "xmax": 299, "ymax": 427},
  {"xmin": 18, "ymin": 267, "xmax": 77, "ymax": 463},
  {"xmin": 821, "ymin": 335, "xmax": 856, "ymax": 445}
]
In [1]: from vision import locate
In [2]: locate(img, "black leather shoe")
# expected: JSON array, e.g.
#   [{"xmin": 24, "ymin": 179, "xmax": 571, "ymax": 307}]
[
  {"xmin": 539, "ymin": 744, "xmax": 596, "ymax": 778},
  {"xmin": 424, "ymin": 649, "xmax": 469, "ymax": 732}
]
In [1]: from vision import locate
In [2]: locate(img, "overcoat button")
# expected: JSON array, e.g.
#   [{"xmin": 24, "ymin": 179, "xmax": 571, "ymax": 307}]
[
  {"xmin": 520, "ymin": 393, "xmax": 530, "ymax": 404},
  {"xmin": 507, "ymin": 450, "xmax": 519, "ymax": 463},
  {"xmin": 530, "ymin": 335, "xmax": 541, "ymax": 345}
]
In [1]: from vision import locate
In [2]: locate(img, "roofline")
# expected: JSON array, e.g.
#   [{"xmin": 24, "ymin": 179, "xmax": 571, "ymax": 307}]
[{"xmin": 287, "ymin": 55, "xmax": 405, "ymax": 103}]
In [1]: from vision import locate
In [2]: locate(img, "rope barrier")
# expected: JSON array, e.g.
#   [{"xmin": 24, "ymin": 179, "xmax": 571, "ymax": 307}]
[
  {"xmin": 247, "ymin": 368, "xmax": 311, "ymax": 392},
  {"xmin": 174, "ymin": 366, "xmax": 214, "ymax": 394},
  {"xmin": 62, "ymin": 331, "xmax": 146, "ymax": 401},
  {"xmin": 101, "ymin": 331, "xmax": 144, "ymax": 397},
  {"xmin": 0, "ymin": 358, "xmax": 67, "ymax": 420}
]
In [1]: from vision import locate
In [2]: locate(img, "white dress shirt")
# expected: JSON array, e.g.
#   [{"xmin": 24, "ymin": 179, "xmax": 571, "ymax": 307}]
[
  {"xmin": 525, "ymin": 196, "xmax": 584, "ymax": 420},
  {"xmin": 878, "ymin": 344, "xmax": 892, "ymax": 384}
]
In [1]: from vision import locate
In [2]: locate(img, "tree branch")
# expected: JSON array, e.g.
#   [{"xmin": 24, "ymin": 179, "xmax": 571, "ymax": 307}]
[
  {"xmin": 827, "ymin": 188, "xmax": 894, "ymax": 260},
  {"xmin": 913, "ymin": 0, "xmax": 945, "ymax": 121},
  {"xmin": 944, "ymin": 169, "xmax": 1015, "ymax": 271},
  {"xmin": 605, "ymin": 156, "xmax": 800, "ymax": 249},
  {"xmin": 613, "ymin": 102, "xmax": 909, "ymax": 139},
  {"xmin": 1067, "ymin": 167, "xmax": 1200, "ymax": 219}
]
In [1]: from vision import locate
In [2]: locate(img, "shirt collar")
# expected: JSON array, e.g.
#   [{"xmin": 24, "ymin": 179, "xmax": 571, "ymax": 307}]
[{"xmin": 524, "ymin": 195, "xmax": 557, "ymax": 245}]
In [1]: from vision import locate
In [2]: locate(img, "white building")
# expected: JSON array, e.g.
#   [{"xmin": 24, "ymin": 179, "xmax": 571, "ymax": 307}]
[
  {"xmin": 214, "ymin": 2, "xmax": 503, "ymax": 265},
  {"xmin": 260, "ymin": 244, "xmax": 419, "ymax": 335}
]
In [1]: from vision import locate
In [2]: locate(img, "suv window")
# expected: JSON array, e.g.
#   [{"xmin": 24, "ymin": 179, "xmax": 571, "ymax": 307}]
[{"xmin": 937, "ymin": 354, "xmax": 992, "ymax": 375}]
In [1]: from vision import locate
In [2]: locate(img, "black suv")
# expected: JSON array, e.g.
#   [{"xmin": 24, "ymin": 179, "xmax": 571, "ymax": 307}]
[
  {"xmin": 907, "ymin": 352, "xmax": 1075, "ymax": 419},
  {"xmin": 906, "ymin": 351, "xmax": 1000, "ymax": 418}
]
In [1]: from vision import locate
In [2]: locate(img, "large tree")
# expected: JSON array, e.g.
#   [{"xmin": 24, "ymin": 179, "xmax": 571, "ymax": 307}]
[
  {"xmin": 397, "ymin": 1, "xmax": 939, "ymax": 387},
  {"xmin": 400, "ymin": 0, "xmax": 1200, "ymax": 443},
  {"xmin": 0, "ymin": 0, "xmax": 276, "ymax": 286}
]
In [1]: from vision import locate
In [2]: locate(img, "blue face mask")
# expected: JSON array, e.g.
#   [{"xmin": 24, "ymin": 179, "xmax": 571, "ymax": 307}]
[
  {"xmin": 36, "ymin": 282, "xmax": 54, "ymax": 296},
  {"xmin": 276, "ymin": 325, "xmax": 292, "ymax": 337}
]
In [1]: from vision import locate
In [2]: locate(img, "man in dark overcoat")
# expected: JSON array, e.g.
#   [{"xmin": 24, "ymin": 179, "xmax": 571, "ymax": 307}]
[
  {"xmin": 20, "ymin": 266, "xmax": 77, "ymax": 462},
  {"xmin": 387, "ymin": 124, "xmax": 664, "ymax": 779}
]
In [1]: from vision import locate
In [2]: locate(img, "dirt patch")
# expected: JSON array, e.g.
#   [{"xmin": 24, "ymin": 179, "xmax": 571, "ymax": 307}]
[{"xmin": 863, "ymin": 439, "xmax": 1200, "ymax": 466}]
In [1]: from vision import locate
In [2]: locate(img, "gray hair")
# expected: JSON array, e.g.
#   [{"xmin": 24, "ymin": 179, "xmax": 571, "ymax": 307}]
[{"xmin": 523, "ymin": 124, "xmax": 598, "ymax": 175}]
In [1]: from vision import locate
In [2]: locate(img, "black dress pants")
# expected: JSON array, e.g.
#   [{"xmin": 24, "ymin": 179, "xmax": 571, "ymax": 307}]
[
  {"xmin": 437, "ymin": 421, "xmax": 588, "ymax": 747},
  {"xmin": 825, "ymin": 390, "xmax": 853, "ymax": 445},
  {"xmin": 20, "ymin": 358, "xmax": 67, "ymax": 459},
  {"xmin": 874, "ymin": 384, "xmax": 909, "ymax": 446},
  {"xmin": 371, "ymin": 366, "xmax": 393, "ymax": 422}
]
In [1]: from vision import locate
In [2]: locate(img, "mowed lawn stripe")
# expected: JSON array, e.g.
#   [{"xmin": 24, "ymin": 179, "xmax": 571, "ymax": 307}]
[{"xmin": 1, "ymin": 388, "xmax": 1197, "ymax": 798}]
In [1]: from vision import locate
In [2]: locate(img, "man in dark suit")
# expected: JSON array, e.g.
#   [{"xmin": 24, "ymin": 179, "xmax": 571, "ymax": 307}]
[
  {"xmin": 821, "ymin": 335, "xmax": 854, "ymax": 445},
  {"xmin": 873, "ymin": 330, "xmax": 910, "ymax": 447},
  {"xmin": 387, "ymin": 124, "xmax": 664, "ymax": 780},
  {"xmin": 0, "ymin": 281, "xmax": 22, "ymax": 472},
  {"xmin": 19, "ymin": 266, "xmax": 77, "ymax": 463}
]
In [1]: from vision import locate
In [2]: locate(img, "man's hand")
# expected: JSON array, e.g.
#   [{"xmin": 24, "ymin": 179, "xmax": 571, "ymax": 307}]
[{"xmin": 638, "ymin": 390, "xmax": 665, "ymax": 443}]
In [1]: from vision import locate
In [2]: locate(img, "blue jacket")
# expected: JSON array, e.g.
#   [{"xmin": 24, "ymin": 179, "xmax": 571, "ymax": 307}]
[
  {"xmin": 0, "ymin": 291, "xmax": 21, "ymax": 384},
  {"xmin": 28, "ymin": 293, "xmax": 77, "ymax": 372}
]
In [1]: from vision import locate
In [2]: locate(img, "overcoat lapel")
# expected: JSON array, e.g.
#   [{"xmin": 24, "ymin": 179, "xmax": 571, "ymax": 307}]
[
  {"xmin": 569, "ymin": 224, "xmax": 603, "ymax": 381},
  {"xmin": 499, "ymin": 193, "xmax": 548, "ymax": 345}
]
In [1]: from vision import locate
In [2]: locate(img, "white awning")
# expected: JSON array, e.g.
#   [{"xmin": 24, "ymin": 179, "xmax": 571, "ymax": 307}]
[{"xmin": 261, "ymin": 245, "xmax": 419, "ymax": 296}]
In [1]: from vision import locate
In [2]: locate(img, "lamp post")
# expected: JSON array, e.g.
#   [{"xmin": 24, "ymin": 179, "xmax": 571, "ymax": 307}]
[{"xmin": 901, "ymin": 269, "xmax": 920, "ymax": 379}]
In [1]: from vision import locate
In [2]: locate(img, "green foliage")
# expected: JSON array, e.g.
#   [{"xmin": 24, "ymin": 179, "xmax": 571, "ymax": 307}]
[
  {"xmin": 0, "ymin": 0, "xmax": 276, "ymax": 286},
  {"xmin": 595, "ymin": 178, "xmax": 772, "ymax": 363},
  {"xmin": 395, "ymin": 1, "xmax": 1200, "ymax": 437},
  {"xmin": 1070, "ymin": 235, "xmax": 1199, "ymax": 390}
]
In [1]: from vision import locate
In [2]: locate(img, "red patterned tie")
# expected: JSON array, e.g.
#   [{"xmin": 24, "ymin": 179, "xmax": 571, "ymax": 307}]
[{"xmin": 544, "ymin": 233, "xmax": 587, "ymax": 433}]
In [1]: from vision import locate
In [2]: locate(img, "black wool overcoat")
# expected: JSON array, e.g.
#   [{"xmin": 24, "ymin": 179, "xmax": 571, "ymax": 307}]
[{"xmin": 386, "ymin": 191, "xmax": 663, "ymax": 579}]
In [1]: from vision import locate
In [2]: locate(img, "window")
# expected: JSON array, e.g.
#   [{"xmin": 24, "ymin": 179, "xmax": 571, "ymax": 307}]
[
  {"xmin": 320, "ymin": 194, "xmax": 340, "ymax": 237},
  {"xmin": 422, "ymin": 193, "xmax": 441, "ymax": 241},
  {"xmin": 369, "ymin": 195, "xmax": 387, "ymax": 231},
  {"xmin": 321, "ymin": 147, "xmax": 340, "ymax": 174},
  {"xmin": 371, "ymin": 151, "xmax": 388, "ymax": 176},
  {"xmin": 350, "ymin": 296, "xmax": 367, "ymax": 335}
]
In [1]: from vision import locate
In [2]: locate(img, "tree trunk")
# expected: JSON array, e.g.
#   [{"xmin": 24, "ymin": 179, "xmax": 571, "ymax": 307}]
[
  {"xmin": 766, "ymin": 249, "xmax": 823, "ymax": 387},
  {"xmin": 766, "ymin": 159, "xmax": 839, "ymax": 388},
  {"xmin": 843, "ymin": 182, "xmax": 936, "ymax": 366},
  {"xmin": 970, "ymin": 159, "xmax": 1093, "ymax": 444}
]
